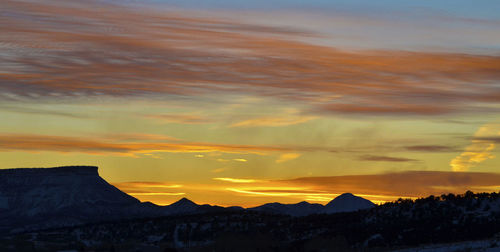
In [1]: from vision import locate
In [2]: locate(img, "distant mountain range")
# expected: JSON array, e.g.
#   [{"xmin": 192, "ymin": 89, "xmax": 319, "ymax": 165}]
[
  {"xmin": 249, "ymin": 193, "xmax": 374, "ymax": 216},
  {"xmin": 0, "ymin": 166, "xmax": 374, "ymax": 234}
]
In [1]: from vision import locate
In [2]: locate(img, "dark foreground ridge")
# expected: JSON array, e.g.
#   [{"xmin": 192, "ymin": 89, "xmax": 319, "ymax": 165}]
[{"xmin": 2, "ymin": 166, "xmax": 500, "ymax": 251}]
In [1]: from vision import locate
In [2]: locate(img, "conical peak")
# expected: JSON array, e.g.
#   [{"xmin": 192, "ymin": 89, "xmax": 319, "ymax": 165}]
[
  {"xmin": 172, "ymin": 197, "xmax": 196, "ymax": 206},
  {"xmin": 336, "ymin": 193, "xmax": 355, "ymax": 198}
]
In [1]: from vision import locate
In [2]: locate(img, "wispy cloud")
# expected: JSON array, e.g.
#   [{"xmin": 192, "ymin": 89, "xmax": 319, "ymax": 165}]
[
  {"xmin": 2, "ymin": 0, "xmax": 500, "ymax": 117},
  {"xmin": 0, "ymin": 105, "xmax": 88, "ymax": 119},
  {"xmin": 226, "ymin": 187, "xmax": 332, "ymax": 198},
  {"xmin": 230, "ymin": 115, "xmax": 317, "ymax": 128},
  {"xmin": 114, "ymin": 182, "xmax": 183, "ymax": 189},
  {"xmin": 359, "ymin": 155, "xmax": 418, "ymax": 162},
  {"xmin": 112, "ymin": 181, "xmax": 185, "ymax": 197},
  {"xmin": 128, "ymin": 192, "xmax": 186, "ymax": 196},
  {"xmin": 450, "ymin": 123, "xmax": 500, "ymax": 171},
  {"xmin": 145, "ymin": 113, "xmax": 212, "ymax": 124},
  {"xmin": 215, "ymin": 158, "xmax": 248, "ymax": 162},
  {"xmin": 405, "ymin": 145, "xmax": 458, "ymax": 152},
  {"xmin": 213, "ymin": 177, "xmax": 258, "ymax": 183},
  {"xmin": 0, "ymin": 133, "xmax": 290, "ymax": 156},
  {"xmin": 276, "ymin": 153, "xmax": 301, "ymax": 163},
  {"xmin": 233, "ymin": 158, "xmax": 248, "ymax": 162}
]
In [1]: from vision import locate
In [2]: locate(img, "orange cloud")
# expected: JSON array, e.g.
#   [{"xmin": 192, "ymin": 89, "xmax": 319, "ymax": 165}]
[
  {"xmin": 283, "ymin": 171, "xmax": 500, "ymax": 198},
  {"xmin": 213, "ymin": 171, "xmax": 500, "ymax": 204},
  {"xmin": 2, "ymin": 0, "xmax": 500, "ymax": 116},
  {"xmin": 128, "ymin": 192, "xmax": 186, "ymax": 196},
  {"xmin": 450, "ymin": 123, "xmax": 500, "ymax": 171},
  {"xmin": 0, "ymin": 133, "xmax": 290, "ymax": 156},
  {"xmin": 276, "ymin": 153, "xmax": 302, "ymax": 163},
  {"xmin": 112, "ymin": 181, "xmax": 186, "ymax": 199},
  {"xmin": 233, "ymin": 158, "xmax": 248, "ymax": 162},
  {"xmin": 213, "ymin": 177, "xmax": 259, "ymax": 183},
  {"xmin": 230, "ymin": 116, "xmax": 317, "ymax": 128},
  {"xmin": 115, "ymin": 182, "xmax": 183, "ymax": 189},
  {"xmin": 226, "ymin": 187, "xmax": 330, "ymax": 197}
]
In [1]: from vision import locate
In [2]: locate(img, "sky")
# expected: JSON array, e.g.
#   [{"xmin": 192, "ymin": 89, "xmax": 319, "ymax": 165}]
[{"xmin": 1, "ymin": 0, "xmax": 500, "ymax": 207}]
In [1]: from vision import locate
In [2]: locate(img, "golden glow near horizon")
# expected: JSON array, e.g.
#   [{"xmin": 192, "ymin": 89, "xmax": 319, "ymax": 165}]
[{"xmin": 1, "ymin": 0, "xmax": 500, "ymax": 207}]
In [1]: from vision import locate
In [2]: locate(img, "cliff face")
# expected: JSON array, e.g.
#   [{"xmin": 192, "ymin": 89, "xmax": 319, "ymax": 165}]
[{"xmin": 0, "ymin": 166, "xmax": 156, "ymax": 233}]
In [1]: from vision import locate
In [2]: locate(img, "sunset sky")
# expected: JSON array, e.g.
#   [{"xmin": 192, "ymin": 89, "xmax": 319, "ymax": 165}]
[{"xmin": 1, "ymin": 0, "xmax": 500, "ymax": 207}]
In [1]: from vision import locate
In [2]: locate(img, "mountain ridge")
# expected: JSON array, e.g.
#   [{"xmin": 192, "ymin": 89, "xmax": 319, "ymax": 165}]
[{"xmin": 0, "ymin": 166, "xmax": 375, "ymax": 233}]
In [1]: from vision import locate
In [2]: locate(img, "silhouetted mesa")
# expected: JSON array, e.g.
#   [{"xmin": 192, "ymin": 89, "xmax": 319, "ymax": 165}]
[{"xmin": 0, "ymin": 166, "xmax": 159, "ymax": 234}]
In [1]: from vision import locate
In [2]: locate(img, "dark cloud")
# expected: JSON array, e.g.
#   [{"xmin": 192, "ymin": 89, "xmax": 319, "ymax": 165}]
[
  {"xmin": 404, "ymin": 145, "xmax": 458, "ymax": 152},
  {"xmin": 472, "ymin": 136, "xmax": 500, "ymax": 143},
  {"xmin": 359, "ymin": 155, "xmax": 418, "ymax": 162},
  {"xmin": 321, "ymin": 104, "xmax": 454, "ymax": 116},
  {"xmin": 282, "ymin": 171, "xmax": 500, "ymax": 198}
]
